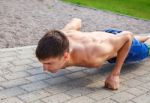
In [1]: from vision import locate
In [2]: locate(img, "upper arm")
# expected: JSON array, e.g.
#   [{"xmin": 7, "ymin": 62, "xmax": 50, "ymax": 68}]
[
  {"xmin": 109, "ymin": 34, "xmax": 133, "ymax": 52},
  {"xmin": 62, "ymin": 18, "xmax": 82, "ymax": 31}
]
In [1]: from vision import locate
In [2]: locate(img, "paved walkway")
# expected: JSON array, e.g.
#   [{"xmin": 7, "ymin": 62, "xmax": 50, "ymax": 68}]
[{"xmin": 0, "ymin": 45, "xmax": 150, "ymax": 103}]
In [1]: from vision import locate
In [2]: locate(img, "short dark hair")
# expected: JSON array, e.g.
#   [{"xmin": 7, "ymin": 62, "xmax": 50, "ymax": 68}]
[{"xmin": 35, "ymin": 30, "xmax": 69, "ymax": 60}]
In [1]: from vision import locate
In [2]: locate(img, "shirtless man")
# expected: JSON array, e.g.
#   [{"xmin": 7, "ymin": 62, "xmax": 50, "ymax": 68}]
[{"xmin": 35, "ymin": 18, "xmax": 150, "ymax": 90}]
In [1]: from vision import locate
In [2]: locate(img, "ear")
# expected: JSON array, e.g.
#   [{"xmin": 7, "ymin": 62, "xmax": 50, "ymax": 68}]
[{"xmin": 63, "ymin": 52, "xmax": 69, "ymax": 59}]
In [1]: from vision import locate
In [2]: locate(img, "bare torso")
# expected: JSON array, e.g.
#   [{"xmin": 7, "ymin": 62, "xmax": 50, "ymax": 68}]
[{"xmin": 61, "ymin": 30, "xmax": 118, "ymax": 68}]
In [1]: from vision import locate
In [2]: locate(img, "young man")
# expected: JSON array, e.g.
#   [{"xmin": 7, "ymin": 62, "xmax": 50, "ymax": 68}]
[{"xmin": 36, "ymin": 18, "xmax": 150, "ymax": 90}]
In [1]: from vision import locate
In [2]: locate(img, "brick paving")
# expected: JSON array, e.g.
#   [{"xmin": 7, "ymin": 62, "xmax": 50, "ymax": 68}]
[{"xmin": 0, "ymin": 45, "xmax": 150, "ymax": 103}]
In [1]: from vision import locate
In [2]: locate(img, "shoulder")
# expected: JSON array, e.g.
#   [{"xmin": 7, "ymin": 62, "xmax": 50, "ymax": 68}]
[{"xmin": 107, "ymin": 34, "xmax": 133, "ymax": 51}]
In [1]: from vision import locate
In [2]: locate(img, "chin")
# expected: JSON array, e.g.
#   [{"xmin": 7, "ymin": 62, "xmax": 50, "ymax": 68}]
[
  {"xmin": 51, "ymin": 69, "xmax": 59, "ymax": 73},
  {"xmin": 45, "ymin": 69, "xmax": 58, "ymax": 73}
]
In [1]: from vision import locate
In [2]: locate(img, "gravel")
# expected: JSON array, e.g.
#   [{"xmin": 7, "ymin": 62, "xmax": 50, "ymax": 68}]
[{"xmin": 0, "ymin": 0, "xmax": 150, "ymax": 48}]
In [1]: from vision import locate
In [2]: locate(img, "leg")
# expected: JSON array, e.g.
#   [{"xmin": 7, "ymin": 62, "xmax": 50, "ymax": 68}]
[
  {"xmin": 121, "ymin": 31, "xmax": 149, "ymax": 42},
  {"xmin": 134, "ymin": 35, "xmax": 149, "ymax": 42},
  {"xmin": 104, "ymin": 29, "xmax": 149, "ymax": 43}
]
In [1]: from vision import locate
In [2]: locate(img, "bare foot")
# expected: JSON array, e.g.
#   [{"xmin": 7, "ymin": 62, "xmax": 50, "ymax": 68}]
[{"xmin": 105, "ymin": 75, "xmax": 120, "ymax": 90}]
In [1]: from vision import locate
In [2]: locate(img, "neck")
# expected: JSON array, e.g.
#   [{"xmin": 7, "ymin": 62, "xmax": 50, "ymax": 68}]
[
  {"xmin": 61, "ymin": 51, "xmax": 75, "ymax": 69},
  {"xmin": 62, "ymin": 36, "xmax": 81, "ymax": 68}
]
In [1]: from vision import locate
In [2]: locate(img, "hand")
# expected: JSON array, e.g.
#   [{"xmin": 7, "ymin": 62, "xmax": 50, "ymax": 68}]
[{"xmin": 105, "ymin": 74, "xmax": 120, "ymax": 90}]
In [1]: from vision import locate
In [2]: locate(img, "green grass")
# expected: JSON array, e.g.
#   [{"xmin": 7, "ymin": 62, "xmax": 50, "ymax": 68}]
[{"xmin": 62, "ymin": 0, "xmax": 150, "ymax": 20}]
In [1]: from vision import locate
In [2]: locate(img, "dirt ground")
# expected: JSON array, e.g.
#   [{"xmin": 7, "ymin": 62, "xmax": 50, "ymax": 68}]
[{"xmin": 0, "ymin": 0, "xmax": 150, "ymax": 48}]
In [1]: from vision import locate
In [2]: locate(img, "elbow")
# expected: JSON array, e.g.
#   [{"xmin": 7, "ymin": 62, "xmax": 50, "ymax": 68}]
[
  {"xmin": 72, "ymin": 18, "xmax": 82, "ymax": 24},
  {"xmin": 125, "ymin": 33, "xmax": 133, "ymax": 42},
  {"xmin": 72, "ymin": 18, "xmax": 81, "ymax": 21},
  {"xmin": 120, "ymin": 31, "xmax": 133, "ymax": 40},
  {"xmin": 126, "ymin": 34, "xmax": 133, "ymax": 49},
  {"xmin": 122, "ymin": 31, "xmax": 134, "ymax": 39}
]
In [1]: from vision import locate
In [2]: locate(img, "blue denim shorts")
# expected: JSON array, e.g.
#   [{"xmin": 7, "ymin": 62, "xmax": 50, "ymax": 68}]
[{"xmin": 105, "ymin": 29, "xmax": 149, "ymax": 63}]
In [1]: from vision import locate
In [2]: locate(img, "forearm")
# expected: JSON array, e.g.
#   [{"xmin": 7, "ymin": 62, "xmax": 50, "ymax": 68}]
[
  {"xmin": 62, "ymin": 18, "xmax": 82, "ymax": 31},
  {"xmin": 111, "ymin": 34, "xmax": 132, "ymax": 75}
]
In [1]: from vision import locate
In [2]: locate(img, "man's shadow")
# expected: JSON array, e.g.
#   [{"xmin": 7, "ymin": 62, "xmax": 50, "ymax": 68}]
[{"xmin": 62, "ymin": 59, "xmax": 148, "ymax": 91}]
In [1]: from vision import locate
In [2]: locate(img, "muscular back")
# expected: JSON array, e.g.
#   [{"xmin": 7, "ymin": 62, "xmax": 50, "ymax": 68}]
[
  {"xmin": 61, "ymin": 18, "xmax": 131, "ymax": 68},
  {"xmin": 62, "ymin": 30, "xmax": 117, "ymax": 68}
]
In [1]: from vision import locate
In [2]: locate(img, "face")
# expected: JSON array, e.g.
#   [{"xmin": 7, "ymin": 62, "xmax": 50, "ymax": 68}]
[{"xmin": 40, "ymin": 53, "xmax": 69, "ymax": 73}]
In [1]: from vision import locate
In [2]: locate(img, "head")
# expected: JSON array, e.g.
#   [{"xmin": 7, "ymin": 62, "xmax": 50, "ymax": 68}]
[{"xmin": 35, "ymin": 30, "xmax": 70, "ymax": 73}]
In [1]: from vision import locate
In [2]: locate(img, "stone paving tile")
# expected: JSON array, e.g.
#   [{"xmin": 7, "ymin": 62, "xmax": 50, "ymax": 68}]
[
  {"xmin": 125, "ymin": 101, "xmax": 135, "ymax": 103},
  {"xmin": 0, "ymin": 87, "xmax": 4, "ymax": 90},
  {"xmin": 131, "ymin": 69, "xmax": 149, "ymax": 76},
  {"xmin": 84, "ymin": 73, "xmax": 106, "ymax": 82},
  {"xmin": 87, "ymin": 89, "xmax": 114, "ymax": 101},
  {"xmin": 16, "ymin": 53, "xmax": 35, "ymax": 59},
  {"xmin": 26, "ymin": 68, "xmax": 44, "ymax": 75},
  {"xmin": 11, "ymin": 59, "xmax": 34, "ymax": 66},
  {"xmin": 0, "ymin": 56, "xmax": 19, "ymax": 63},
  {"xmin": 8, "ymin": 65, "xmax": 32, "ymax": 72},
  {"xmin": 0, "ymin": 69, "xmax": 8, "ymax": 74},
  {"xmin": 0, "ymin": 62, "xmax": 14, "ymax": 70},
  {"xmin": 0, "ymin": 69, "xmax": 12, "ymax": 76},
  {"xmin": 0, "ymin": 78, "xmax": 30, "ymax": 88},
  {"xmin": 25, "ymin": 73, "xmax": 52, "ymax": 82},
  {"xmin": 65, "ymin": 71, "xmax": 88, "ymax": 79},
  {"xmin": 110, "ymin": 92, "xmax": 135, "ymax": 103},
  {"xmin": 0, "ymin": 97, "xmax": 23, "ymax": 103},
  {"xmin": 95, "ymin": 98, "xmax": 117, "ymax": 103},
  {"xmin": 126, "ymin": 87, "xmax": 149, "ymax": 96},
  {"xmin": 66, "ymin": 96, "xmax": 95, "ymax": 103},
  {"xmin": 18, "ymin": 89, "xmax": 51, "ymax": 102},
  {"xmin": 135, "ymin": 74, "xmax": 150, "ymax": 82},
  {"xmin": 65, "ymin": 77, "xmax": 93, "ymax": 88},
  {"xmin": 111, "ymin": 85, "xmax": 129, "ymax": 94},
  {"xmin": 132, "ymin": 60, "xmax": 150, "ymax": 73},
  {"xmin": 43, "ymin": 84, "xmax": 73, "ymax": 95},
  {"xmin": 41, "ymin": 93, "xmax": 72, "ymax": 103},
  {"xmin": 120, "ymin": 72, "xmax": 138, "ymax": 80},
  {"xmin": 44, "ymin": 76, "xmax": 71, "ymax": 85},
  {"xmin": 0, "ymin": 45, "xmax": 150, "ymax": 103},
  {"xmin": 0, "ymin": 87, "xmax": 27, "ymax": 99},
  {"xmin": 65, "ymin": 87, "xmax": 94, "ymax": 98},
  {"xmin": 20, "ymin": 81, "xmax": 49, "ymax": 92},
  {"xmin": 132, "ymin": 91, "xmax": 150, "ymax": 103},
  {"xmin": 0, "ymin": 76, "xmax": 6, "ymax": 82},
  {"xmin": 28, "ymin": 62, "xmax": 42, "ymax": 68},
  {"xmin": 30, "ymin": 58, "xmax": 39, "ymax": 63},
  {"xmin": 0, "ymin": 51, "xmax": 17, "ymax": 58},
  {"xmin": 136, "ymin": 86, "xmax": 150, "ymax": 92},
  {"xmin": 139, "ymin": 82, "xmax": 150, "ymax": 90},
  {"xmin": 122, "ymin": 78, "xmax": 143, "ymax": 88},
  {"xmin": 3, "ymin": 71, "xmax": 30, "ymax": 80},
  {"xmin": 16, "ymin": 50, "xmax": 35, "ymax": 55},
  {"xmin": 29, "ymin": 100, "xmax": 45, "ymax": 103}
]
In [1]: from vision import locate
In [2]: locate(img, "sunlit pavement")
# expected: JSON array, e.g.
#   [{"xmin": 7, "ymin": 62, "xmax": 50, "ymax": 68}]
[{"xmin": 0, "ymin": 45, "xmax": 150, "ymax": 103}]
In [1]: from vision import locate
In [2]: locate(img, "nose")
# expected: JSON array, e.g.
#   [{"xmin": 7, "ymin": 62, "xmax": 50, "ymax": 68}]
[
  {"xmin": 43, "ymin": 65, "xmax": 55, "ymax": 73},
  {"xmin": 43, "ymin": 65, "xmax": 49, "ymax": 71}
]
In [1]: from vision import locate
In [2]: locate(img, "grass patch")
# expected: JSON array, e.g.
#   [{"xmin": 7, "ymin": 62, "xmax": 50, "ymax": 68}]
[{"xmin": 63, "ymin": 0, "xmax": 150, "ymax": 20}]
